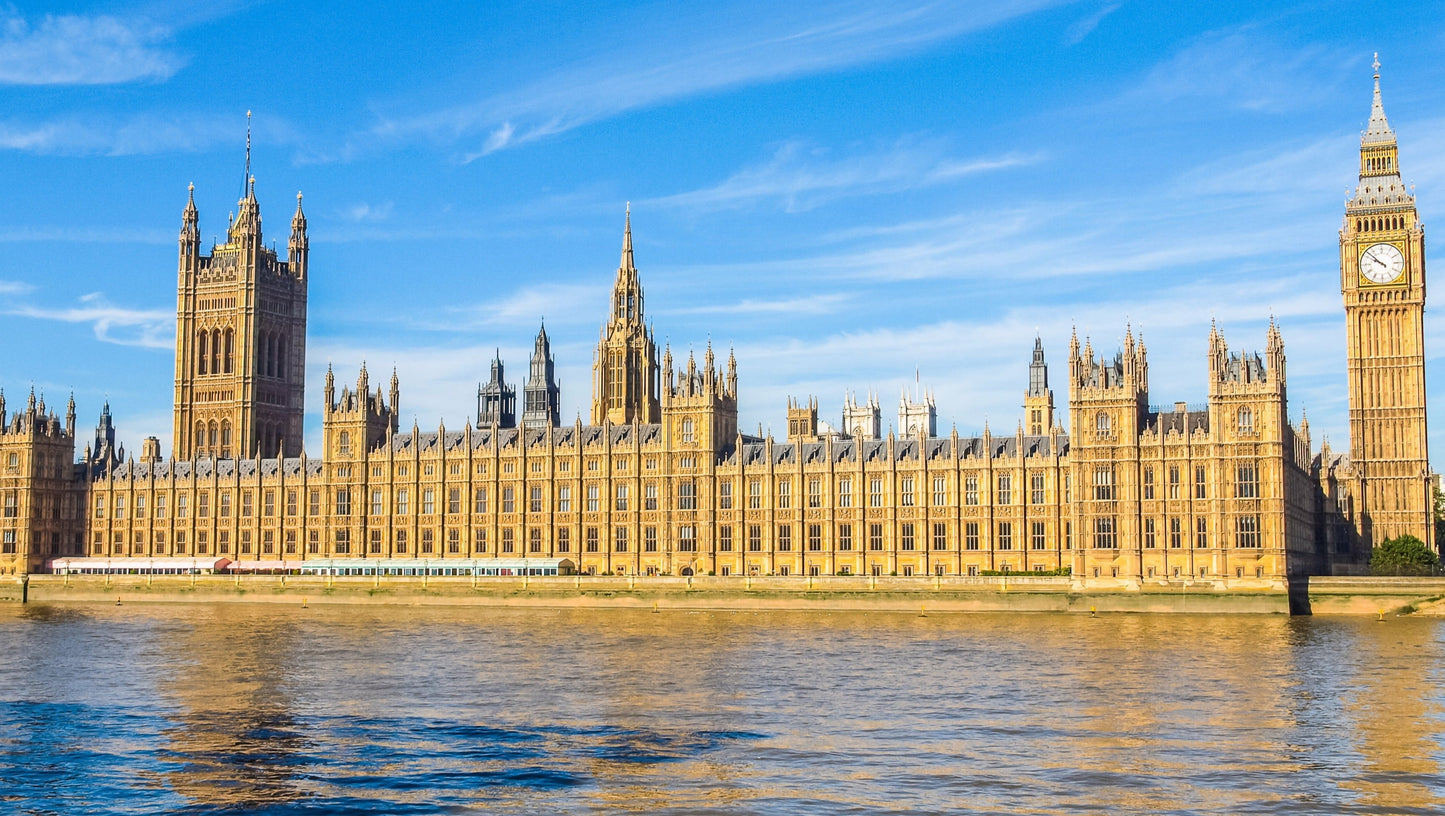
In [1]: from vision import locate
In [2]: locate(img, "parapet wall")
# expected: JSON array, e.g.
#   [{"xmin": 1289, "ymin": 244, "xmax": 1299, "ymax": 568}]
[{"xmin": 3, "ymin": 574, "xmax": 1293, "ymax": 614}]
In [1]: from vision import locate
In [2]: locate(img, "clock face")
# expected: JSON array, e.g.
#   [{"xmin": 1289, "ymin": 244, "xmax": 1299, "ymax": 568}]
[{"xmin": 1360, "ymin": 242, "xmax": 1405, "ymax": 284}]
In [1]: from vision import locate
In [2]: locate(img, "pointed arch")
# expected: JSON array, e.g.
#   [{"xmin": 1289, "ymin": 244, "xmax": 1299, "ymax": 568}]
[
  {"xmin": 198, "ymin": 331, "xmax": 209, "ymax": 375},
  {"xmin": 223, "ymin": 328, "xmax": 234, "ymax": 374}
]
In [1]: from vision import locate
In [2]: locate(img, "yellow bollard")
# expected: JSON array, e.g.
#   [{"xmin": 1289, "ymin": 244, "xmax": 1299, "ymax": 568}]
[
  {"xmin": 115, "ymin": 596, "xmax": 122, "ymax": 606},
  {"xmin": 652, "ymin": 601, "xmax": 659, "ymax": 613},
  {"xmin": 919, "ymin": 606, "xmax": 926, "ymax": 617},
  {"xmin": 1090, "ymin": 606, "xmax": 1097, "ymax": 618},
  {"xmin": 1378, "ymin": 609, "xmax": 1385, "ymax": 621},
  {"xmin": 302, "ymin": 597, "xmax": 308, "ymax": 608}
]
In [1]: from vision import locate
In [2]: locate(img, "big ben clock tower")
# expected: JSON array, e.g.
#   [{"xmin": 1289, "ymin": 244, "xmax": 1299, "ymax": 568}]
[{"xmin": 1341, "ymin": 56, "xmax": 1433, "ymax": 550}]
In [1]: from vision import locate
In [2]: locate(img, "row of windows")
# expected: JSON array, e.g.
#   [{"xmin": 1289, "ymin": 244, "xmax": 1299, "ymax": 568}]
[{"xmin": 88, "ymin": 462, "xmax": 1269, "ymax": 522}]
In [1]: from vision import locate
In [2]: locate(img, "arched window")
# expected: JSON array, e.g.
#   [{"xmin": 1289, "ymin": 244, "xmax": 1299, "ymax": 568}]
[
  {"xmin": 223, "ymin": 329, "xmax": 234, "ymax": 374},
  {"xmin": 338, "ymin": 430, "xmax": 352, "ymax": 456},
  {"xmin": 1237, "ymin": 408, "xmax": 1253, "ymax": 434},
  {"xmin": 195, "ymin": 422, "xmax": 206, "ymax": 451},
  {"xmin": 198, "ymin": 332, "xmax": 209, "ymax": 375},
  {"xmin": 1096, "ymin": 412, "xmax": 1111, "ymax": 432},
  {"xmin": 276, "ymin": 334, "xmax": 287, "ymax": 380},
  {"xmin": 681, "ymin": 418, "xmax": 694, "ymax": 444},
  {"xmin": 210, "ymin": 329, "xmax": 222, "ymax": 375},
  {"xmin": 207, "ymin": 421, "xmax": 218, "ymax": 450}
]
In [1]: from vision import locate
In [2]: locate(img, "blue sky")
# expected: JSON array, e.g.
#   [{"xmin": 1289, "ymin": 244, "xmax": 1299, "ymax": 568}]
[{"xmin": 3, "ymin": 0, "xmax": 1445, "ymax": 468}]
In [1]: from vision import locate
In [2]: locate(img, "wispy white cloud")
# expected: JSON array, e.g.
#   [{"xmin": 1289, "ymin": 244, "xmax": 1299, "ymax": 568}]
[
  {"xmin": 651, "ymin": 140, "xmax": 1045, "ymax": 212},
  {"xmin": 0, "ymin": 279, "xmax": 33, "ymax": 294},
  {"xmin": 1064, "ymin": 1, "xmax": 1120, "ymax": 46},
  {"xmin": 0, "ymin": 11, "xmax": 181, "ymax": 85},
  {"xmin": 0, "ymin": 112, "xmax": 269, "ymax": 157},
  {"xmin": 663, "ymin": 292, "xmax": 850, "ymax": 317},
  {"xmin": 8, "ymin": 292, "xmax": 173, "ymax": 349},
  {"xmin": 339, "ymin": 201, "xmax": 394, "ymax": 223},
  {"xmin": 357, "ymin": 0, "xmax": 1072, "ymax": 160},
  {"xmin": 1123, "ymin": 28, "xmax": 1339, "ymax": 112}
]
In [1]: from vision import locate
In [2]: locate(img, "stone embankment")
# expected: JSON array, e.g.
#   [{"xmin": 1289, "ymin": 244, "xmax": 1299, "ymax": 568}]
[{"xmin": 5, "ymin": 574, "xmax": 1441, "ymax": 615}]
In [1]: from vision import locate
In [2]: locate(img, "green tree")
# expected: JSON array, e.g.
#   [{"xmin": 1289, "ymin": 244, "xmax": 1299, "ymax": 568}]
[
  {"xmin": 1370, "ymin": 534, "xmax": 1440, "ymax": 576},
  {"xmin": 1434, "ymin": 483, "xmax": 1445, "ymax": 547}
]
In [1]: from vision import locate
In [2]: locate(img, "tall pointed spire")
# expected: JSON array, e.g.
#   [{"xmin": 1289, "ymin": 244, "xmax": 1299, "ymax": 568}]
[
  {"xmin": 1364, "ymin": 53, "xmax": 1394, "ymax": 144},
  {"xmin": 620, "ymin": 202, "xmax": 634, "ymax": 271}
]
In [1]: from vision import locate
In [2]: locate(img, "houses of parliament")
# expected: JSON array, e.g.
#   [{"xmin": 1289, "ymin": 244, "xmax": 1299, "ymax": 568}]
[{"xmin": 0, "ymin": 66, "xmax": 1433, "ymax": 585}]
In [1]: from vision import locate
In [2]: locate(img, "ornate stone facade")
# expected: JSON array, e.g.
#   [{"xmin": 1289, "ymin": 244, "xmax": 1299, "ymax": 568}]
[{"xmin": 0, "ymin": 67, "xmax": 1432, "ymax": 583}]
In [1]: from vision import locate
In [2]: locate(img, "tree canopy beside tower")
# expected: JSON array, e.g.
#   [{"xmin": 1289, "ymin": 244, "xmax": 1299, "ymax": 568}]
[{"xmin": 1370, "ymin": 534, "xmax": 1440, "ymax": 576}]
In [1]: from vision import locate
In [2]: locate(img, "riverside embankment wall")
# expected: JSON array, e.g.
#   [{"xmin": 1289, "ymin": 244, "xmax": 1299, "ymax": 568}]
[
  {"xmin": 0, "ymin": 574, "xmax": 1291, "ymax": 614},
  {"xmin": 6, "ymin": 575, "xmax": 1442, "ymax": 615}
]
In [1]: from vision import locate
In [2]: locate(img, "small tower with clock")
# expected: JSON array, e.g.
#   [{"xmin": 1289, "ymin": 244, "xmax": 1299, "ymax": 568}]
[{"xmin": 1340, "ymin": 56, "xmax": 1432, "ymax": 551}]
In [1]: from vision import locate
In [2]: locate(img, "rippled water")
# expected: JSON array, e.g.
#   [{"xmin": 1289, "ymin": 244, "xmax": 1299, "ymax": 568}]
[{"xmin": 0, "ymin": 604, "xmax": 1442, "ymax": 815}]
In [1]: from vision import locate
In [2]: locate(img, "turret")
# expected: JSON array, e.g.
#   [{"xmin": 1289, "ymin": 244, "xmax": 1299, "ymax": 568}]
[
  {"xmin": 522, "ymin": 321, "xmax": 561, "ymax": 429},
  {"xmin": 289, "ymin": 191, "xmax": 308, "ymax": 279},
  {"xmin": 179, "ymin": 183, "xmax": 200, "ymax": 272}
]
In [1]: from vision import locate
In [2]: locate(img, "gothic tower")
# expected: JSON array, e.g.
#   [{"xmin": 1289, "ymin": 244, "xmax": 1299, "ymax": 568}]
[
  {"xmin": 173, "ymin": 127, "xmax": 308, "ymax": 460},
  {"xmin": 842, "ymin": 390, "xmax": 880, "ymax": 440},
  {"xmin": 477, "ymin": 351, "xmax": 517, "ymax": 428},
  {"xmin": 522, "ymin": 322, "xmax": 561, "ymax": 429},
  {"xmin": 1024, "ymin": 335, "xmax": 1054, "ymax": 435},
  {"xmin": 1340, "ymin": 57, "xmax": 1432, "ymax": 548},
  {"xmin": 591, "ymin": 206, "xmax": 661, "ymax": 425}
]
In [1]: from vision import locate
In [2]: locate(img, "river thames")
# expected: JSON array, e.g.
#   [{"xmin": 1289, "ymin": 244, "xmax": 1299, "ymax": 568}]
[{"xmin": 0, "ymin": 604, "xmax": 1441, "ymax": 815}]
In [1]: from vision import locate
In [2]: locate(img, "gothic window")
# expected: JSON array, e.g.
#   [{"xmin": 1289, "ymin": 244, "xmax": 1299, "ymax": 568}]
[
  {"xmin": 554, "ymin": 487, "xmax": 567, "ymax": 513},
  {"xmin": 996, "ymin": 475, "xmax": 1012, "ymax": 505},
  {"xmin": 211, "ymin": 329, "xmax": 222, "ymax": 375},
  {"xmin": 1194, "ymin": 467, "xmax": 1207, "ymax": 499},
  {"xmin": 529, "ymin": 487, "xmax": 542, "ymax": 513},
  {"xmin": 719, "ymin": 525, "xmax": 733, "ymax": 551},
  {"xmin": 900, "ymin": 478, "xmax": 914, "ymax": 507},
  {"xmin": 678, "ymin": 526, "xmax": 697, "ymax": 552},
  {"xmin": 1237, "ymin": 408, "xmax": 1253, "ymax": 434},
  {"xmin": 935, "ymin": 477, "xmax": 947, "ymax": 507},
  {"xmin": 681, "ymin": 418, "xmax": 694, "ymax": 444},
  {"xmin": 195, "ymin": 422, "xmax": 205, "ymax": 452},
  {"xmin": 838, "ymin": 479, "xmax": 852, "ymax": 508},
  {"xmin": 1195, "ymin": 517, "xmax": 1208, "ymax": 548},
  {"xmin": 198, "ymin": 331, "xmax": 209, "ymax": 375},
  {"xmin": 808, "ymin": 524, "xmax": 822, "ymax": 551},
  {"xmin": 870, "ymin": 479, "xmax": 883, "ymax": 508},
  {"xmin": 808, "ymin": 480, "xmax": 822, "ymax": 508},
  {"xmin": 645, "ymin": 483, "xmax": 658, "ymax": 510},
  {"xmin": 749, "ymin": 480, "xmax": 762, "ymax": 509},
  {"xmin": 678, "ymin": 481, "xmax": 696, "ymax": 510},
  {"xmin": 1143, "ymin": 467, "xmax": 1155, "ymax": 500},
  {"xmin": 1235, "ymin": 515, "xmax": 1261, "ymax": 548},
  {"xmin": 901, "ymin": 523, "xmax": 916, "ymax": 551},
  {"xmin": 838, "ymin": 523, "xmax": 853, "ymax": 551},
  {"xmin": 615, "ymin": 484, "xmax": 629, "ymax": 511},
  {"xmin": 1030, "ymin": 522, "xmax": 1046, "ymax": 550},
  {"xmin": 450, "ymin": 488, "xmax": 463, "ymax": 514},
  {"xmin": 1168, "ymin": 467, "xmax": 1180, "ymax": 499},
  {"xmin": 397, "ymin": 489, "xmax": 409, "ymax": 515},
  {"xmin": 1170, "ymin": 517, "xmax": 1182, "ymax": 548},
  {"xmin": 1092, "ymin": 517, "xmax": 1117, "ymax": 549},
  {"xmin": 1236, "ymin": 465, "xmax": 1259, "ymax": 498},
  {"xmin": 934, "ymin": 523, "xmax": 948, "ymax": 551},
  {"xmin": 337, "ymin": 431, "xmax": 351, "ymax": 456},
  {"xmin": 207, "ymin": 421, "xmax": 218, "ymax": 451},
  {"xmin": 1092, "ymin": 467, "xmax": 1114, "ymax": 501},
  {"xmin": 1144, "ymin": 518, "xmax": 1156, "ymax": 548},
  {"xmin": 997, "ymin": 522, "xmax": 1011, "ymax": 550},
  {"xmin": 224, "ymin": 329, "xmax": 234, "ymax": 374},
  {"xmin": 1096, "ymin": 412, "xmax": 1110, "ymax": 432},
  {"xmin": 614, "ymin": 527, "xmax": 628, "ymax": 552},
  {"xmin": 719, "ymin": 482, "xmax": 733, "ymax": 509},
  {"xmin": 869, "ymin": 523, "xmax": 884, "ymax": 551},
  {"xmin": 777, "ymin": 524, "xmax": 792, "ymax": 551},
  {"xmin": 501, "ymin": 487, "xmax": 514, "ymax": 513},
  {"xmin": 277, "ymin": 334, "xmax": 287, "ymax": 378},
  {"xmin": 965, "ymin": 522, "xmax": 979, "ymax": 550},
  {"xmin": 1029, "ymin": 474, "xmax": 1044, "ymax": 505},
  {"xmin": 777, "ymin": 479, "xmax": 790, "ymax": 509},
  {"xmin": 964, "ymin": 476, "xmax": 978, "ymax": 506}
]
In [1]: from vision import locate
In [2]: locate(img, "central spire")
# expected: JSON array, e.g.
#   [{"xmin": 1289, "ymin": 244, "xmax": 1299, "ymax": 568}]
[{"xmin": 620, "ymin": 202, "xmax": 634, "ymax": 271}]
